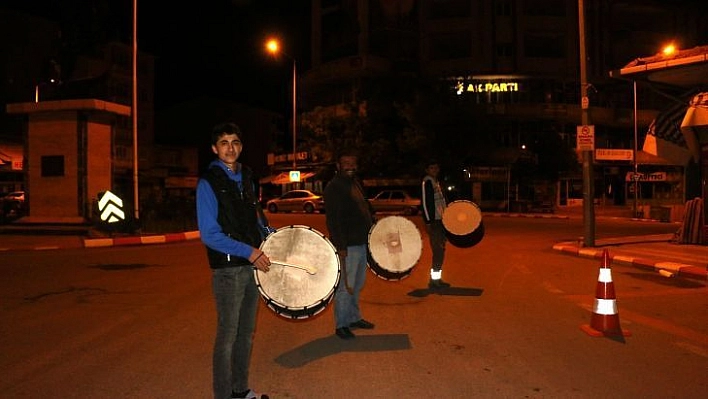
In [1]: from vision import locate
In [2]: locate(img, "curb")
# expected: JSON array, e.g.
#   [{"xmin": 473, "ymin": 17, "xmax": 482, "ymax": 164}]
[
  {"xmin": 552, "ymin": 242, "xmax": 708, "ymax": 281},
  {"xmin": 485, "ymin": 212, "xmax": 568, "ymax": 219},
  {"xmin": 484, "ymin": 212, "xmax": 679, "ymax": 223},
  {"xmin": 83, "ymin": 231, "xmax": 200, "ymax": 248}
]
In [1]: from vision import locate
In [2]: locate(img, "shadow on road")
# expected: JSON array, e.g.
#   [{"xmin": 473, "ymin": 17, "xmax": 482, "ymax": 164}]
[
  {"xmin": 406, "ymin": 286, "xmax": 484, "ymax": 297},
  {"xmin": 275, "ymin": 334, "xmax": 412, "ymax": 368}
]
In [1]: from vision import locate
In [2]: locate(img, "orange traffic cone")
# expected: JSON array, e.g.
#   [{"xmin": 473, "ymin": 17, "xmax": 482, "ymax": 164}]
[{"xmin": 580, "ymin": 249, "xmax": 631, "ymax": 337}]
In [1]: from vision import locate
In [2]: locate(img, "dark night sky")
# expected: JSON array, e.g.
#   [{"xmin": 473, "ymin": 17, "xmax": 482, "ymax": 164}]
[
  {"xmin": 140, "ymin": 0, "xmax": 311, "ymax": 112},
  {"xmin": 4, "ymin": 0, "xmax": 311, "ymax": 113}
]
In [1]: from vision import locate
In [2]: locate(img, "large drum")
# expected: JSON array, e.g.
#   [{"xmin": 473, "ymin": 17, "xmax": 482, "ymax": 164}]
[
  {"xmin": 255, "ymin": 225, "xmax": 340, "ymax": 319},
  {"xmin": 367, "ymin": 215, "xmax": 423, "ymax": 281},
  {"xmin": 442, "ymin": 200, "xmax": 485, "ymax": 248}
]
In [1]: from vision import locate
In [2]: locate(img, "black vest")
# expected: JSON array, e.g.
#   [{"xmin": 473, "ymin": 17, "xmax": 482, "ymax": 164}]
[{"xmin": 202, "ymin": 164, "xmax": 263, "ymax": 268}]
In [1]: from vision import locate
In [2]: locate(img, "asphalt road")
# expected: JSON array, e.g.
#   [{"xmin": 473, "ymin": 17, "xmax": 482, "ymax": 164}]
[{"xmin": 0, "ymin": 214, "xmax": 705, "ymax": 398}]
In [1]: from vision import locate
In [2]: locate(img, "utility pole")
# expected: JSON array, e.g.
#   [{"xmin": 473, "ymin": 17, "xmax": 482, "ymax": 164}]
[
  {"xmin": 632, "ymin": 80, "xmax": 639, "ymax": 218},
  {"xmin": 292, "ymin": 59, "xmax": 297, "ymax": 169},
  {"xmin": 578, "ymin": 0, "xmax": 595, "ymax": 247},
  {"xmin": 132, "ymin": 0, "xmax": 140, "ymax": 223}
]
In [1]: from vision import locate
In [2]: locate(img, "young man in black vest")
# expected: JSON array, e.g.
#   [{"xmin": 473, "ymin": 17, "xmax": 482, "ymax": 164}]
[{"xmin": 196, "ymin": 122, "xmax": 271, "ymax": 399}]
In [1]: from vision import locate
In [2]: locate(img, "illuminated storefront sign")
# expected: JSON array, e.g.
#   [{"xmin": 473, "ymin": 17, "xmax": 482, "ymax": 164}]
[
  {"xmin": 456, "ymin": 81, "xmax": 520, "ymax": 95},
  {"xmin": 624, "ymin": 172, "xmax": 667, "ymax": 182}
]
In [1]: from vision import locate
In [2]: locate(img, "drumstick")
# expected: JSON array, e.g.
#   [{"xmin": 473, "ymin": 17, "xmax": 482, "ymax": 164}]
[{"xmin": 270, "ymin": 260, "xmax": 318, "ymax": 275}]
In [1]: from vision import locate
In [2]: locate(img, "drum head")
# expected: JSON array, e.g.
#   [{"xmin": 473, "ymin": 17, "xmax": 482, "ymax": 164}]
[
  {"xmin": 442, "ymin": 200, "xmax": 485, "ymax": 248},
  {"xmin": 368, "ymin": 216, "xmax": 422, "ymax": 281},
  {"xmin": 442, "ymin": 200, "xmax": 482, "ymax": 235},
  {"xmin": 256, "ymin": 225, "xmax": 340, "ymax": 319}
]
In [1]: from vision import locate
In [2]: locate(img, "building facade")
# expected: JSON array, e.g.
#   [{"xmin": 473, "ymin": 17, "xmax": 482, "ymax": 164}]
[{"xmin": 302, "ymin": 0, "xmax": 708, "ymax": 215}]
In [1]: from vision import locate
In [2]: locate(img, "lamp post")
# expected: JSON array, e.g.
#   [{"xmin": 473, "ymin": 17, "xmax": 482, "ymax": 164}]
[
  {"xmin": 632, "ymin": 80, "xmax": 638, "ymax": 217},
  {"xmin": 578, "ymin": 0, "xmax": 595, "ymax": 247},
  {"xmin": 266, "ymin": 38, "xmax": 297, "ymax": 169},
  {"xmin": 132, "ymin": 0, "xmax": 139, "ymax": 222},
  {"xmin": 630, "ymin": 43, "xmax": 676, "ymax": 218}
]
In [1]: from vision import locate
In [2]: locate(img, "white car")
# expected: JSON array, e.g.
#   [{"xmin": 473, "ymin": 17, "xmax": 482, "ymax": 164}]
[
  {"xmin": 266, "ymin": 190, "xmax": 325, "ymax": 214},
  {"xmin": 3, "ymin": 191, "xmax": 25, "ymax": 202},
  {"xmin": 368, "ymin": 190, "xmax": 421, "ymax": 215}
]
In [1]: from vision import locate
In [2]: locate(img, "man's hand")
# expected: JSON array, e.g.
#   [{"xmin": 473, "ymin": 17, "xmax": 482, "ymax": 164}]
[{"xmin": 249, "ymin": 248, "xmax": 271, "ymax": 272}]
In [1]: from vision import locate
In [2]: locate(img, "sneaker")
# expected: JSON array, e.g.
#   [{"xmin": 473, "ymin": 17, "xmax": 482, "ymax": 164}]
[
  {"xmin": 349, "ymin": 319, "xmax": 375, "ymax": 329},
  {"xmin": 232, "ymin": 389, "xmax": 269, "ymax": 399},
  {"xmin": 335, "ymin": 327, "xmax": 356, "ymax": 339},
  {"xmin": 428, "ymin": 279, "xmax": 451, "ymax": 289}
]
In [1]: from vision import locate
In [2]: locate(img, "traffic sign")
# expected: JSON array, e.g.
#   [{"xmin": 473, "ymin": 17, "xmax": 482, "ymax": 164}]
[
  {"xmin": 98, "ymin": 190, "xmax": 125, "ymax": 223},
  {"xmin": 289, "ymin": 170, "xmax": 301, "ymax": 182},
  {"xmin": 576, "ymin": 125, "xmax": 595, "ymax": 151}
]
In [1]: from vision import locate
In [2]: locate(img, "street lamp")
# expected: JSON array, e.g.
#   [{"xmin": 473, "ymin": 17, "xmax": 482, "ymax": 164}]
[
  {"xmin": 132, "ymin": 0, "xmax": 139, "ymax": 222},
  {"xmin": 632, "ymin": 80, "xmax": 638, "ymax": 217},
  {"xmin": 266, "ymin": 38, "xmax": 297, "ymax": 170},
  {"xmin": 630, "ymin": 43, "xmax": 678, "ymax": 218},
  {"xmin": 662, "ymin": 43, "xmax": 677, "ymax": 56}
]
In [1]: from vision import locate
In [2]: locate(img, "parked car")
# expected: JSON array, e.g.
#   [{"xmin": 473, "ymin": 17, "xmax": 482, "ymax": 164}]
[
  {"xmin": 2, "ymin": 191, "xmax": 25, "ymax": 202},
  {"xmin": 266, "ymin": 189, "xmax": 325, "ymax": 214},
  {"xmin": 368, "ymin": 189, "xmax": 421, "ymax": 215},
  {"xmin": 0, "ymin": 191, "xmax": 26, "ymax": 221}
]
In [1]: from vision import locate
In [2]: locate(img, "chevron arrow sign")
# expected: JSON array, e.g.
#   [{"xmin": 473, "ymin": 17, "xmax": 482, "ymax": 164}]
[{"xmin": 98, "ymin": 190, "xmax": 125, "ymax": 223}]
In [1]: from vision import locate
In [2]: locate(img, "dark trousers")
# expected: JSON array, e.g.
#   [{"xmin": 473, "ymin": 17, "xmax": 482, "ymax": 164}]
[
  {"xmin": 427, "ymin": 219, "xmax": 446, "ymax": 271},
  {"xmin": 212, "ymin": 266, "xmax": 259, "ymax": 399}
]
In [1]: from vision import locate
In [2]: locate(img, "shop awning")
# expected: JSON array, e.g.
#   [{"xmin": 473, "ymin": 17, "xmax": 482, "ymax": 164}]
[
  {"xmin": 259, "ymin": 171, "xmax": 316, "ymax": 185},
  {"xmin": 609, "ymin": 46, "xmax": 708, "ymax": 165},
  {"xmin": 680, "ymin": 92, "xmax": 708, "ymax": 151},
  {"xmin": 642, "ymin": 89, "xmax": 703, "ymax": 165},
  {"xmin": 608, "ymin": 45, "xmax": 708, "ymax": 89}
]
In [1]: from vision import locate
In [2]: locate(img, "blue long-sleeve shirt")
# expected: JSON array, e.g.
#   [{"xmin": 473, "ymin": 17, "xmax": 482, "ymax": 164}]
[{"xmin": 196, "ymin": 160, "xmax": 255, "ymax": 259}]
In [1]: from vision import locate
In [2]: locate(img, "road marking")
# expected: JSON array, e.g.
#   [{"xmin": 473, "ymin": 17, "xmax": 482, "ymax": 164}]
[
  {"xmin": 674, "ymin": 341, "xmax": 708, "ymax": 358},
  {"xmin": 542, "ymin": 281, "xmax": 564, "ymax": 294}
]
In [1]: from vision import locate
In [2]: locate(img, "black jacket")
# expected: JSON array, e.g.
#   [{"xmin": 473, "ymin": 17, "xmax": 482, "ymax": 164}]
[
  {"xmin": 201, "ymin": 165, "xmax": 263, "ymax": 268},
  {"xmin": 324, "ymin": 174, "xmax": 374, "ymax": 251}
]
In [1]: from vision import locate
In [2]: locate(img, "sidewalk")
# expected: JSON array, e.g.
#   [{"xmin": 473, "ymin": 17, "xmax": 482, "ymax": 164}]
[{"xmin": 1, "ymin": 206, "xmax": 706, "ymax": 281}]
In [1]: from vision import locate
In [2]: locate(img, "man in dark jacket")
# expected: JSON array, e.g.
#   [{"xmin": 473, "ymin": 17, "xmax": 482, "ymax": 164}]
[
  {"xmin": 196, "ymin": 122, "xmax": 271, "ymax": 399},
  {"xmin": 324, "ymin": 151, "xmax": 375, "ymax": 339}
]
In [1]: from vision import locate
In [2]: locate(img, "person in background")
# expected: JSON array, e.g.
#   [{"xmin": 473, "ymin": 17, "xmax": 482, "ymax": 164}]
[
  {"xmin": 421, "ymin": 159, "xmax": 451, "ymax": 289},
  {"xmin": 196, "ymin": 122, "xmax": 271, "ymax": 399},
  {"xmin": 324, "ymin": 151, "xmax": 376, "ymax": 340}
]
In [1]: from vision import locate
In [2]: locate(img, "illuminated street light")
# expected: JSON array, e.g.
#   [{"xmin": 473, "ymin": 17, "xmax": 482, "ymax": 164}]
[
  {"xmin": 265, "ymin": 38, "xmax": 297, "ymax": 170},
  {"xmin": 631, "ymin": 43, "xmax": 680, "ymax": 217},
  {"xmin": 662, "ymin": 43, "xmax": 677, "ymax": 56}
]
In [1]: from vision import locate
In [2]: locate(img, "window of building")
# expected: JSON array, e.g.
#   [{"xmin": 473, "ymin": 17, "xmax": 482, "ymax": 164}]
[
  {"xmin": 524, "ymin": 32, "xmax": 565, "ymax": 58},
  {"xmin": 41, "ymin": 155, "xmax": 64, "ymax": 177},
  {"xmin": 494, "ymin": 0, "xmax": 512, "ymax": 16},
  {"xmin": 321, "ymin": 8, "xmax": 359, "ymax": 62},
  {"xmin": 321, "ymin": 0, "xmax": 340, "ymax": 9},
  {"xmin": 496, "ymin": 43, "xmax": 513, "ymax": 57},
  {"xmin": 522, "ymin": 0, "xmax": 566, "ymax": 16},
  {"xmin": 428, "ymin": 31, "xmax": 472, "ymax": 60},
  {"xmin": 429, "ymin": 0, "xmax": 471, "ymax": 19}
]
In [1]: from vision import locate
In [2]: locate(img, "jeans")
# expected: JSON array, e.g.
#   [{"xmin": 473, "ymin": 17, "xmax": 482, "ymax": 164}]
[
  {"xmin": 427, "ymin": 220, "xmax": 446, "ymax": 271},
  {"xmin": 334, "ymin": 244, "xmax": 368, "ymax": 329},
  {"xmin": 212, "ymin": 266, "xmax": 259, "ymax": 399}
]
